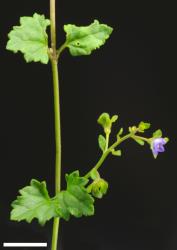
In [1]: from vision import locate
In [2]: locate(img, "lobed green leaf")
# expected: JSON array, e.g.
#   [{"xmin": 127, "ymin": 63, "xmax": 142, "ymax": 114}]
[
  {"xmin": 64, "ymin": 20, "xmax": 113, "ymax": 56},
  {"xmin": 56, "ymin": 171, "xmax": 94, "ymax": 219},
  {"xmin": 6, "ymin": 13, "xmax": 50, "ymax": 64},
  {"xmin": 11, "ymin": 171, "xmax": 95, "ymax": 225},
  {"xmin": 11, "ymin": 179, "xmax": 58, "ymax": 225}
]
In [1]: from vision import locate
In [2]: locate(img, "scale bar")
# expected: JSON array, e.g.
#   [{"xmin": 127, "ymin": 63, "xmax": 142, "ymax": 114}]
[{"xmin": 3, "ymin": 243, "xmax": 47, "ymax": 247}]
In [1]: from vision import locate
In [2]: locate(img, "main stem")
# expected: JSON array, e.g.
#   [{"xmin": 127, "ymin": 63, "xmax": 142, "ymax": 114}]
[
  {"xmin": 50, "ymin": 0, "xmax": 61, "ymax": 250},
  {"xmin": 51, "ymin": 60, "xmax": 61, "ymax": 250}
]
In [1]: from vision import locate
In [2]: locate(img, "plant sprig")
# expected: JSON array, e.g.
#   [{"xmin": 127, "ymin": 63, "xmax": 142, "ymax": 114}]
[
  {"xmin": 85, "ymin": 113, "xmax": 169, "ymax": 181},
  {"xmin": 10, "ymin": 112, "xmax": 169, "ymax": 226},
  {"xmin": 5, "ymin": 1, "xmax": 169, "ymax": 250}
]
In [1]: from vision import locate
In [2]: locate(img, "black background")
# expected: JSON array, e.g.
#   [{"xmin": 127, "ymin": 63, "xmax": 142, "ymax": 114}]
[{"xmin": 0, "ymin": 0, "xmax": 176, "ymax": 249}]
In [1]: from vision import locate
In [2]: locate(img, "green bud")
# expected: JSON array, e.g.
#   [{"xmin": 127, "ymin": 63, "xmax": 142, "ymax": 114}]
[
  {"xmin": 89, "ymin": 178, "xmax": 108, "ymax": 199},
  {"xmin": 164, "ymin": 137, "xmax": 169, "ymax": 143},
  {"xmin": 132, "ymin": 126, "xmax": 137, "ymax": 132},
  {"xmin": 97, "ymin": 113, "xmax": 111, "ymax": 129},
  {"xmin": 128, "ymin": 126, "xmax": 137, "ymax": 133},
  {"xmin": 97, "ymin": 112, "xmax": 119, "ymax": 134},
  {"xmin": 138, "ymin": 121, "xmax": 151, "ymax": 132}
]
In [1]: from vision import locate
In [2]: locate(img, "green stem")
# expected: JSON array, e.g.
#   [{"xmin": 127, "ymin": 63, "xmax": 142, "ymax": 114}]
[
  {"xmin": 51, "ymin": 218, "xmax": 60, "ymax": 250},
  {"xmin": 50, "ymin": 0, "xmax": 61, "ymax": 250},
  {"xmin": 85, "ymin": 133, "xmax": 132, "ymax": 178},
  {"xmin": 51, "ymin": 60, "xmax": 61, "ymax": 194},
  {"xmin": 104, "ymin": 132, "xmax": 110, "ymax": 152},
  {"xmin": 133, "ymin": 135, "xmax": 150, "ymax": 143},
  {"xmin": 51, "ymin": 61, "xmax": 61, "ymax": 250},
  {"xmin": 57, "ymin": 42, "xmax": 67, "ymax": 60},
  {"xmin": 85, "ymin": 131, "xmax": 152, "ymax": 179},
  {"xmin": 51, "ymin": 51, "xmax": 61, "ymax": 250}
]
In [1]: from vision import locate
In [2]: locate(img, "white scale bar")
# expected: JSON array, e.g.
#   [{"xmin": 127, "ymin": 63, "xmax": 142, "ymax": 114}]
[{"xmin": 3, "ymin": 243, "xmax": 47, "ymax": 247}]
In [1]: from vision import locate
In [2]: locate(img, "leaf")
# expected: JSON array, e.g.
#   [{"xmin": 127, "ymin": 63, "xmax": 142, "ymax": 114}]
[
  {"xmin": 56, "ymin": 171, "xmax": 94, "ymax": 219},
  {"xmin": 64, "ymin": 20, "xmax": 113, "ymax": 56},
  {"xmin": 133, "ymin": 138, "xmax": 145, "ymax": 146},
  {"xmin": 153, "ymin": 129, "xmax": 162, "ymax": 138},
  {"xmin": 54, "ymin": 192, "xmax": 70, "ymax": 221},
  {"xmin": 11, "ymin": 179, "xmax": 58, "ymax": 225},
  {"xmin": 111, "ymin": 115, "xmax": 118, "ymax": 123},
  {"xmin": 112, "ymin": 149, "xmax": 122, "ymax": 156},
  {"xmin": 11, "ymin": 172, "xmax": 95, "ymax": 225},
  {"xmin": 138, "ymin": 121, "xmax": 151, "ymax": 132},
  {"xmin": 6, "ymin": 13, "xmax": 50, "ymax": 64},
  {"xmin": 98, "ymin": 135, "xmax": 106, "ymax": 152}
]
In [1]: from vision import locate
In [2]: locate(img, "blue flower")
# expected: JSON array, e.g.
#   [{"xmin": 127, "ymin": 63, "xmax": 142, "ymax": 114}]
[{"xmin": 151, "ymin": 138, "xmax": 167, "ymax": 158}]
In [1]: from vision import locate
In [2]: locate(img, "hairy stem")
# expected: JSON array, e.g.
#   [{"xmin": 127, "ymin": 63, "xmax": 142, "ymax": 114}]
[{"xmin": 50, "ymin": 0, "xmax": 61, "ymax": 250}]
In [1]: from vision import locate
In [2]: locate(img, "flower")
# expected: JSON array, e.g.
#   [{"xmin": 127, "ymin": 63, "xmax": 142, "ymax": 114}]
[{"xmin": 151, "ymin": 138, "xmax": 166, "ymax": 158}]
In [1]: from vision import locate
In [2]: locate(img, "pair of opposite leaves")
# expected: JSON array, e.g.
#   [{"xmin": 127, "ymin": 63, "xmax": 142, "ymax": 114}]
[
  {"xmin": 6, "ymin": 13, "xmax": 113, "ymax": 225},
  {"xmin": 6, "ymin": 13, "xmax": 113, "ymax": 64}
]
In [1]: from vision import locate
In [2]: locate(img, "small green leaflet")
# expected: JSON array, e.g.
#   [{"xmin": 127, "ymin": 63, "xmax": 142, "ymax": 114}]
[
  {"xmin": 153, "ymin": 129, "xmax": 162, "ymax": 138},
  {"xmin": 111, "ymin": 115, "xmax": 118, "ymax": 123},
  {"xmin": 11, "ymin": 171, "xmax": 94, "ymax": 225},
  {"xmin": 112, "ymin": 149, "xmax": 122, "ymax": 156},
  {"xmin": 11, "ymin": 179, "xmax": 58, "ymax": 226},
  {"xmin": 64, "ymin": 20, "xmax": 113, "ymax": 56},
  {"xmin": 117, "ymin": 128, "xmax": 123, "ymax": 138},
  {"xmin": 98, "ymin": 135, "xmax": 106, "ymax": 152},
  {"xmin": 6, "ymin": 13, "xmax": 50, "ymax": 64},
  {"xmin": 133, "ymin": 138, "xmax": 145, "ymax": 146}
]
